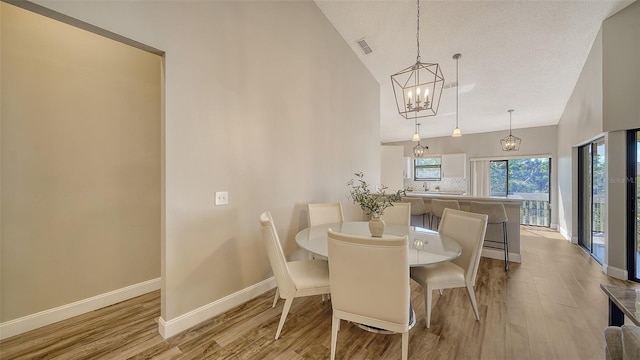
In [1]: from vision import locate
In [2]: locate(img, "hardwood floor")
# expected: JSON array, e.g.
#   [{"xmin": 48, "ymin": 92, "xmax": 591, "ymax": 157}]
[{"xmin": 1, "ymin": 226, "xmax": 638, "ymax": 359}]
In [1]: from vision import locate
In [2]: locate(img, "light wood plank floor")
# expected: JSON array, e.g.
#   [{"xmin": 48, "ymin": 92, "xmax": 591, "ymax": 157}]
[{"xmin": 2, "ymin": 226, "xmax": 638, "ymax": 359}]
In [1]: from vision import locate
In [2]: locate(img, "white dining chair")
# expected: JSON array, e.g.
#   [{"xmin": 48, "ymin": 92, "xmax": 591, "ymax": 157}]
[
  {"xmin": 307, "ymin": 202, "xmax": 344, "ymax": 226},
  {"xmin": 327, "ymin": 229, "xmax": 415, "ymax": 360},
  {"xmin": 410, "ymin": 208, "xmax": 488, "ymax": 328},
  {"xmin": 259, "ymin": 211, "xmax": 331, "ymax": 339},
  {"xmin": 380, "ymin": 202, "xmax": 411, "ymax": 226}
]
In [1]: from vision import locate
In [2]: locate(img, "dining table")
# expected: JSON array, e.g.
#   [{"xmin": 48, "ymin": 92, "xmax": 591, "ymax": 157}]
[{"xmin": 295, "ymin": 222, "xmax": 462, "ymax": 267}]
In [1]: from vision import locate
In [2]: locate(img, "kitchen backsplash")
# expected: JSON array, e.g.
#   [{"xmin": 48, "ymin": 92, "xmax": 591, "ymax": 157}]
[{"xmin": 403, "ymin": 177, "xmax": 468, "ymax": 193}]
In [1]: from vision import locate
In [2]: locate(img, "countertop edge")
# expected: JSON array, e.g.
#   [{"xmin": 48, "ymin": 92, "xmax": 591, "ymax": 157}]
[{"xmin": 406, "ymin": 192, "xmax": 524, "ymax": 204}]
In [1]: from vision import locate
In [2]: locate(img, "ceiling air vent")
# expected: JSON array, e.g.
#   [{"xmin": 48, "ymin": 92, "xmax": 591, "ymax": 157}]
[
  {"xmin": 356, "ymin": 38, "xmax": 373, "ymax": 55},
  {"xmin": 443, "ymin": 81, "xmax": 458, "ymax": 89}
]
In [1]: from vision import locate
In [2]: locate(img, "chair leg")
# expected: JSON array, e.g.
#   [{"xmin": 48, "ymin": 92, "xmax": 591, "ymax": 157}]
[
  {"xmin": 401, "ymin": 332, "xmax": 409, "ymax": 360},
  {"xmin": 424, "ymin": 285, "xmax": 433, "ymax": 328},
  {"xmin": 331, "ymin": 315, "xmax": 340, "ymax": 360},
  {"xmin": 503, "ymin": 222, "xmax": 509, "ymax": 271},
  {"xmin": 272, "ymin": 288, "xmax": 279, "ymax": 308},
  {"xmin": 466, "ymin": 284, "xmax": 480, "ymax": 321},
  {"xmin": 275, "ymin": 297, "xmax": 294, "ymax": 340},
  {"xmin": 438, "ymin": 289, "xmax": 443, "ymax": 296}
]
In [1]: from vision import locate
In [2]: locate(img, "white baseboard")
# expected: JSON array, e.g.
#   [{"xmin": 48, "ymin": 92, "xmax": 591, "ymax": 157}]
[
  {"xmin": 481, "ymin": 248, "xmax": 521, "ymax": 263},
  {"xmin": 550, "ymin": 223, "xmax": 558, "ymax": 230},
  {"xmin": 603, "ymin": 264, "xmax": 628, "ymax": 280},
  {"xmin": 558, "ymin": 226, "xmax": 571, "ymax": 241},
  {"xmin": 158, "ymin": 277, "xmax": 276, "ymax": 339},
  {"xmin": 0, "ymin": 278, "xmax": 160, "ymax": 340}
]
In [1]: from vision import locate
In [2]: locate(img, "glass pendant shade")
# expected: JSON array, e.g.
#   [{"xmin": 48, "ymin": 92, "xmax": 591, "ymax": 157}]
[
  {"xmin": 452, "ymin": 127, "xmax": 462, "ymax": 137},
  {"xmin": 412, "ymin": 132, "xmax": 421, "ymax": 142},
  {"xmin": 500, "ymin": 109, "xmax": 521, "ymax": 151}
]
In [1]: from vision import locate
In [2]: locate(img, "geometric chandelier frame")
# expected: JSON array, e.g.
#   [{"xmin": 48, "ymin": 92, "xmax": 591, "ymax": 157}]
[
  {"xmin": 390, "ymin": 0, "xmax": 445, "ymax": 120},
  {"xmin": 500, "ymin": 109, "xmax": 521, "ymax": 151}
]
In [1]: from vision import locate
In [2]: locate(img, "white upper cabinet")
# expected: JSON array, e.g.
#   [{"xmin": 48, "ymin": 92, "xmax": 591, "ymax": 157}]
[{"xmin": 441, "ymin": 153, "xmax": 467, "ymax": 178}]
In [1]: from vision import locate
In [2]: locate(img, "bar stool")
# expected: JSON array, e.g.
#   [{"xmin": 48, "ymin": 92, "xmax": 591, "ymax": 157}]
[
  {"xmin": 430, "ymin": 199, "xmax": 460, "ymax": 230},
  {"xmin": 402, "ymin": 197, "xmax": 430, "ymax": 228},
  {"xmin": 469, "ymin": 201, "xmax": 509, "ymax": 271}
]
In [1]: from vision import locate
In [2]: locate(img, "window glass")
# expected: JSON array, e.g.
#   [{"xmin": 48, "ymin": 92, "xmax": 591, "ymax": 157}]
[{"xmin": 414, "ymin": 157, "xmax": 441, "ymax": 180}]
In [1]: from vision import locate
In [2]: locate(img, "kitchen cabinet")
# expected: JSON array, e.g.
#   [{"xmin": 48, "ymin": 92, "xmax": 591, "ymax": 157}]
[{"xmin": 441, "ymin": 153, "xmax": 466, "ymax": 178}]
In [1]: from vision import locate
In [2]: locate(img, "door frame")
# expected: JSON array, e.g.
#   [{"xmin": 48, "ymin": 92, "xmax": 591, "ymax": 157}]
[{"xmin": 626, "ymin": 129, "xmax": 639, "ymax": 282}]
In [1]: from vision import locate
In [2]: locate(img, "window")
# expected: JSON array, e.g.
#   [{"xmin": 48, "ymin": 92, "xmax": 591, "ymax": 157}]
[
  {"xmin": 490, "ymin": 157, "xmax": 551, "ymax": 227},
  {"xmin": 414, "ymin": 157, "xmax": 441, "ymax": 181}
]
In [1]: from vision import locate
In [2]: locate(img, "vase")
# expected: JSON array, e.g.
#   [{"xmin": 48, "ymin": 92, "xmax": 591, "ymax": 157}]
[{"xmin": 369, "ymin": 214, "xmax": 385, "ymax": 237}]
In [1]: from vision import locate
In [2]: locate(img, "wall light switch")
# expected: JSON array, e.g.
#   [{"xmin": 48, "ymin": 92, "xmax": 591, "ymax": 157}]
[{"xmin": 215, "ymin": 191, "xmax": 228, "ymax": 205}]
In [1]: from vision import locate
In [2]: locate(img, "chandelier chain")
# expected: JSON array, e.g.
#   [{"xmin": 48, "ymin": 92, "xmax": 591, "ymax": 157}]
[
  {"xmin": 416, "ymin": 0, "xmax": 420, "ymax": 62},
  {"xmin": 455, "ymin": 56, "xmax": 459, "ymax": 127}
]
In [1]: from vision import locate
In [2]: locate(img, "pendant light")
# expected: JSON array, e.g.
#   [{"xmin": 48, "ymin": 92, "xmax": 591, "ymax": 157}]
[
  {"xmin": 390, "ymin": 0, "xmax": 445, "ymax": 120},
  {"xmin": 413, "ymin": 122, "xmax": 428, "ymax": 158},
  {"xmin": 500, "ymin": 109, "xmax": 521, "ymax": 151},
  {"xmin": 412, "ymin": 119, "xmax": 421, "ymax": 142},
  {"xmin": 451, "ymin": 53, "xmax": 462, "ymax": 137}
]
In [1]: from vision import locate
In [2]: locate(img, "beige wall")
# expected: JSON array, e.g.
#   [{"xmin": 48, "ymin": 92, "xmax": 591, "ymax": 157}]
[
  {"xmin": 29, "ymin": 0, "xmax": 381, "ymax": 323},
  {"xmin": 1, "ymin": 3, "xmax": 161, "ymax": 321}
]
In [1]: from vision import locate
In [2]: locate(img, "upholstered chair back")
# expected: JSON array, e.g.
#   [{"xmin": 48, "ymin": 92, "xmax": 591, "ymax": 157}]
[
  {"xmin": 438, "ymin": 208, "xmax": 488, "ymax": 286},
  {"xmin": 380, "ymin": 202, "xmax": 412, "ymax": 226},
  {"xmin": 260, "ymin": 211, "xmax": 294, "ymax": 296},
  {"xmin": 308, "ymin": 202, "xmax": 344, "ymax": 226},
  {"xmin": 327, "ymin": 229, "xmax": 410, "ymax": 334},
  {"xmin": 430, "ymin": 199, "xmax": 460, "ymax": 219}
]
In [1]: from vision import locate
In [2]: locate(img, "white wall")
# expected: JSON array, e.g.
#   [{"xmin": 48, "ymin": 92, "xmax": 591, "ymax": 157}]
[
  {"xmin": 29, "ymin": 0, "xmax": 381, "ymax": 335},
  {"xmin": 381, "ymin": 146, "xmax": 404, "ymax": 192},
  {"xmin": 557, "ymin": 29, "xmax": 604, "ymax": 241},
  {"xmin": 557, "ymin": 1, "xmax": 638, "ymax": 279},
  {"xmin": 602, "ymin": 1, "xmax": 640, "ymax": 276},
  {"xmin": 603, "ymin": 1, "xmax": 640, "ymax": 132}
]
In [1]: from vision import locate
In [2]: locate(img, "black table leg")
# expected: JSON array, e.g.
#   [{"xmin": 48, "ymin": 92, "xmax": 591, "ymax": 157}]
[{"xmin": 609, "ymin": 298, "xmax": 625, "ymax": 326}]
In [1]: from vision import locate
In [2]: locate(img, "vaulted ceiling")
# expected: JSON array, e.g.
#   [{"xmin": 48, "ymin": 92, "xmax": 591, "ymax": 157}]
[{"xmin": 314, "ymin": 0, "xmax": 634, "ymax": 142}]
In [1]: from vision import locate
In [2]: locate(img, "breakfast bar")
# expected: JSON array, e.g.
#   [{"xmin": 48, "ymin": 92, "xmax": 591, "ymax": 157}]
[{"xmin": 406, "ymin": 192, "xmax": 523, "ymax": 263}]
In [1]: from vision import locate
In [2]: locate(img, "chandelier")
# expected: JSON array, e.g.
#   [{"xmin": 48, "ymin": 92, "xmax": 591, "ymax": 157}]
[
  {"xmin": 500, "ymin": 109, "xmax": 521, "ymax": 151},
  {"xmin": 452, "ymin": 53, "xmax": 462, "ymax": 137},
  {"xmin": 390, "ymin": 0, "xmax": 445, "ymax": 120},
  {"xmin": 412, "ymin": 122, "xmax": 428, "ymax": 158}
]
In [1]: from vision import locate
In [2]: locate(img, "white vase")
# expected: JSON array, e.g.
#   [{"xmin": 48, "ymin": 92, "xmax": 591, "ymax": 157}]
[{"xmin": 369, "ymin": 214, "xmax": 385, "ymax": 237}]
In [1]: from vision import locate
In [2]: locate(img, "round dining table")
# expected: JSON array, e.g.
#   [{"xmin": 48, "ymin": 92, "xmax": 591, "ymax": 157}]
[{"xmin": 295, "ymin": 222, "xmax": 462, "ymax": 267}]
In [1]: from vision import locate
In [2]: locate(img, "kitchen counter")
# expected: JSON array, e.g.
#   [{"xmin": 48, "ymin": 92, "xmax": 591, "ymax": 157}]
[
  {"xmin": 405, "ymin": 192, "xmax": 523, "ymax": 264},
  {"xmin": 406, "ymin": 191, "xmax": 524, "ymax": 204}
]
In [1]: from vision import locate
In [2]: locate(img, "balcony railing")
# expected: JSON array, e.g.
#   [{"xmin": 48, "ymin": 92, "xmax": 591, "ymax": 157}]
[{"xmin": 520, "ymin": 199, "xmax": 550, "ymax": 227}]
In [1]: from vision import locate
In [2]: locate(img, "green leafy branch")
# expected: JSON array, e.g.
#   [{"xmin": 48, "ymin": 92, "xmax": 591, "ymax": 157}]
[{"xmin": 347, "ymin": 172, "xmax": 405, "ymax": 217}]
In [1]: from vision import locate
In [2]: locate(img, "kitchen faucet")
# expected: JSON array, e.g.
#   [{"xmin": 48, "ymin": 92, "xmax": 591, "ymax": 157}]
[{"xmin": 423, "ymin": 182, "xmax": 429, "ymax": 191}]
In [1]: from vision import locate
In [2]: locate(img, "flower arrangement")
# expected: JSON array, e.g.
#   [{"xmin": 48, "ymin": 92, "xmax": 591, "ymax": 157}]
[{"xmin": 347, "ymin": 172, "xmax": 406, "ymax": 218}]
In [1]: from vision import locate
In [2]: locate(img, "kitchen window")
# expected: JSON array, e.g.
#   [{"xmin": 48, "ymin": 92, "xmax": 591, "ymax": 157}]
[{"xmin": 414, "ymin": 157, "xmax": 441, "ymax": 181}]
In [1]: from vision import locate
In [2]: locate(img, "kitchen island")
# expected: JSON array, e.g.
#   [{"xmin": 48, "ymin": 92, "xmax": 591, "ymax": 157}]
[{"xmin": 406, "ymin": 192, "xmax": 523, "ymax": 263}]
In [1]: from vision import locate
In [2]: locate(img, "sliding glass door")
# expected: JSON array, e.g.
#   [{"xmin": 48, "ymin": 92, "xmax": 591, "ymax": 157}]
[
  {"xmin": 489, "ymin": 158, "xmax": 551, "ymax": 226},
  {"xmin": 578, "ymin": 138, "xmax": 606, "ymax": 264},
  {"xmin": 628, "ymin": 130, "xmax": 639, "ymax": 282}
]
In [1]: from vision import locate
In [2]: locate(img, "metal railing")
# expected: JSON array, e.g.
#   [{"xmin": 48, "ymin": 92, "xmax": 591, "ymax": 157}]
[{"xmin": 520, "ymin": 199, "xmax": 550, "ymax": 226}]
